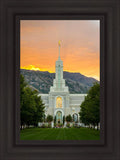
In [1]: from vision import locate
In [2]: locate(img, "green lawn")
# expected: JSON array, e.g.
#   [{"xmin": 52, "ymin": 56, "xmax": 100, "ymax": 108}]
[{"xmin": 20, "ymin": 127, "xmax": 100, "ymax": 140}]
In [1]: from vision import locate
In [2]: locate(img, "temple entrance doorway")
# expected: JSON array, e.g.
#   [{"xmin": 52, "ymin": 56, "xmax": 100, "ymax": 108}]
[{"xmin": 56, "ymin": 111, "xmax": 62, "ymax": 124}]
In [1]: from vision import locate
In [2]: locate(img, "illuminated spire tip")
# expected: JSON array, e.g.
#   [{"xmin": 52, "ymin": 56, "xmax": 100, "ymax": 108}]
[{"xmin": 58, "ymin": 40, "xmax": 61, "ymax": 46}]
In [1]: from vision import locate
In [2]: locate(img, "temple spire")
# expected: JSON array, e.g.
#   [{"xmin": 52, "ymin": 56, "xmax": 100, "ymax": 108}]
[{"xmin": 58, "ymin": 40, "xmax": 61, "ymax": 60}]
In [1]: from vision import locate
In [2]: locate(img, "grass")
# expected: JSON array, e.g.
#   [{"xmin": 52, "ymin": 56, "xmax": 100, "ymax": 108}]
[{"xmin": 20, "ymin": 127, "xmax": 100, "ymax": 140}]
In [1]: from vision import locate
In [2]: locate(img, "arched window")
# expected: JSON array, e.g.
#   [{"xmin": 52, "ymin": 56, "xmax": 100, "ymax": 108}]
[
  {"xmin": 73, "ymin": 113, "xmax": 78, "ymax": 123},
  {"xmin": 56, "ymin": 97, "xmax": 62, "ymax": 108},
  {"xmin": 56, "ymin": 111, "xmax": 62, "ymax": 124}
]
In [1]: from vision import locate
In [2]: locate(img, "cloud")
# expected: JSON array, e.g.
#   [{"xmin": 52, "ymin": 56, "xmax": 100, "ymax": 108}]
[{"xmin": 20, "ymin": 20, "xmax": 100, "ymax": 80}]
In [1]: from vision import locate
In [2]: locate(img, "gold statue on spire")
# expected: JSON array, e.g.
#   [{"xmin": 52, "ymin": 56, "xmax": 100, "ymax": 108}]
[{"xmin": 58, "ymin": 40, "xmax": 61, "ymax": 46}]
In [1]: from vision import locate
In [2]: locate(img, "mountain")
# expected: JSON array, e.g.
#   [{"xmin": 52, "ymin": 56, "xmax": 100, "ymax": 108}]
[{"xmin": 20, "ymin": 69, "xmax": 98, "ymax": 94}]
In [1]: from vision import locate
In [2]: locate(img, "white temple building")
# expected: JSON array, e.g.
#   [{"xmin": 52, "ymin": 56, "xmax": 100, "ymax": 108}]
[{"xmin": 38, "ymin": 41, "xmax": 87, "ymax": 124}]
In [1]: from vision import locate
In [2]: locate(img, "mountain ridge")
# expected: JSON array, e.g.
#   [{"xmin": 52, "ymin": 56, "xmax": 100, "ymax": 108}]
[{"xmin": 20, "ymin": 69, "xmax": 98, "ymax": 94}]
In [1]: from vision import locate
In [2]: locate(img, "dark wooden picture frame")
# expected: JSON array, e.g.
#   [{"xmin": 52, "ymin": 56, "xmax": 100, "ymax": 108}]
[{"xmin": 0, "ymin": 0, "xmax": 120, "ymax": 160}]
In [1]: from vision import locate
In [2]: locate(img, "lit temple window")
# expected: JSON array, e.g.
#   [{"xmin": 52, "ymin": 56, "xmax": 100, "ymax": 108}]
[{"xmin": 56, "ymin": 97, "xmax": 62, "ymax": 108}]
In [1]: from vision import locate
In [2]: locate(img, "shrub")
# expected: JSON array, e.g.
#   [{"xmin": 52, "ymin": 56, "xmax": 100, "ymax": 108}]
[
  {"xmin": 66, "ymin": 115, "xmax": 72, "ymax": 122},
  {"xmin": 66, "ymin": 123, "xmax": 70, "ymax": 128},
  {"xmin": 46, "ymin": 115, "xmax": 53, "ymax": 122},
  {"xmin": 41, "ymin": 124, "xmax": 46, "ymax": 128},
  {"xmin": 58, "ymin": 123, "xmax": 63, "ymax": 127},
  {"xmin": 48, "ymin": 123, "xmax": 51, "ymax": 128}
]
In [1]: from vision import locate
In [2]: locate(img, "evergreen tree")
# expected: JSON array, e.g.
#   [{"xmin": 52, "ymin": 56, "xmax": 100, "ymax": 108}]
[
  {"xmin": 20, "ymin": 74, "xmax": 45, "ymax": 129},
  {"xmin": 63, "ymin": 115, "xmax": 65, "ymax": 124},
  {"xmin": 66, "ymin": 114, "xmax": 72, "ymax": 122},
  {"xmin": 46, "ymin": 115, "xmax": 53, "ymax": 122},
  {"xmin": 32, "ymin": 92, "xmax": 45, "ymax": 126},
  {"xmin": 79, "ymin": 83, "xmax": 100, "ymax": 129},
  {"xmin": 54, "ymin": 116, "xmax": 56, "ymax": 123}
]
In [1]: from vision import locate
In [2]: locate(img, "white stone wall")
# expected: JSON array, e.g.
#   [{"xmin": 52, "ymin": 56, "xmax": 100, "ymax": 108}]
[
  {"xmin": 38, "ymin": 93, "xmax": 87, "ymax": 119},
  {"xmin": 69, "ymin": 94, "xmax": 86, "ymax": 106}
]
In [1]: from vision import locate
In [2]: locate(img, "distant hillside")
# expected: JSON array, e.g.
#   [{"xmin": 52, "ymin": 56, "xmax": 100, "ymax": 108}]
[{"xmin": 20, "ymin": 69, "xmax": 98, "ymax": 94}]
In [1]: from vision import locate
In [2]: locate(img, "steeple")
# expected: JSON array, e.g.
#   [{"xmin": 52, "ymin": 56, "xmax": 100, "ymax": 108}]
[
  {"xmin": 49, "ymin": 41, "xmax": 69, "ymax": 93},
  {"xmin": 58, "ymin": 40, "xmax": 61, "ymax": 60}
]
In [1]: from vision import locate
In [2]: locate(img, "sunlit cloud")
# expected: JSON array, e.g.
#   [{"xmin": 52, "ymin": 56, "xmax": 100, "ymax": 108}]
[{"xmin": 20, "ymin": 20, "xmax": 100, "ymax": 80}]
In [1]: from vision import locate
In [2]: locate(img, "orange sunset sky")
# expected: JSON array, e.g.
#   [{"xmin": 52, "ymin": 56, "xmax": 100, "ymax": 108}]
[{"xmin": 20, "ymin": 20, "xmax": 100, "ymax": 80}]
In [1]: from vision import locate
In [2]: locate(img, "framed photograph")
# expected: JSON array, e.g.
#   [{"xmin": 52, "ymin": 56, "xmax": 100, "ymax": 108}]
[
  {"xmin": 20, "ymin": 20, "xmax": 101, "ymax": 141},
  {"xmin": 0, "ymin": 0, "xmax": 120, "ymax": 160}
]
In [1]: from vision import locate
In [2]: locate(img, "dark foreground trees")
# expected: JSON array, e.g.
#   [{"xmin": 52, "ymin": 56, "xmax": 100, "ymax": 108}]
[
  {"xmin": 20, "ymin": 74, "xmax": 45, "ymax": 129},
  {"xmin": 66, "ymin": 114, "xmax": 72, "ymax": 122},
  {"xmin": 79, "ymin": 83, "xmax": 100, "ymax": 129},
  {"xmin": 46, "ymin": 115, "xmax": 53, "ymax": 122}
]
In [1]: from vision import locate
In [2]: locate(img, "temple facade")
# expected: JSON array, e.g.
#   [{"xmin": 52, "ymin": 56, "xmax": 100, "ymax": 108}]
[{"xmin": 38, "ymin": 42, "xmax": 87, "ymax": 124}]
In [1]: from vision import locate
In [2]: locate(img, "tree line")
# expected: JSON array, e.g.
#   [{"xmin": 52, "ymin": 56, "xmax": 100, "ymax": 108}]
[
  {"xmin": 20, "ymin": 74, "xmax": 45, "ymax": 129},
  {"xmin": 79, "ymin": 82, "xmax": 100, "ymax": 129}
]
